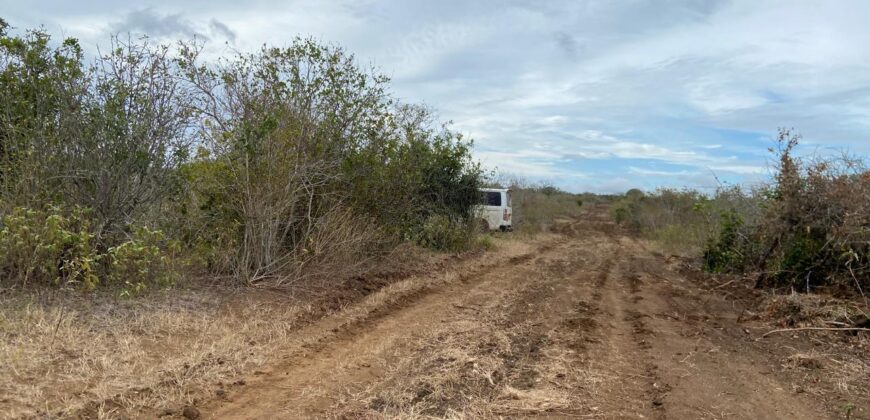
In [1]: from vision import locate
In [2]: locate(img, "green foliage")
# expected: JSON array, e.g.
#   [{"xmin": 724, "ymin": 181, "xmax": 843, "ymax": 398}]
[
  {"xmin": 843, "ymin": 402, "xmax": 856, "ymax": 419},
  {"xmin": 773, "ymin": 229, "xmax": 825, "ymax": 281},
  {"xmin": 610, "ymin": 201, "xmax": 637, "ymax": 228},
  {"xmin": 475, "ymin": 234, "xmax": 496, "ymax": 251},
  {"xmin": 702, "ymin": 211, "xmax": 746, "ymax": 273},
  {"xmin": 0, "ymin": 24, "xmax": 484, "ymax": 291},
  {"xmin": 0, "ymin": 206, "xmax": 99, "ymax": 288},
  {"xmin": 176, "ymin": 39, "xmax": 483, "ymax": 281},
  {"xmin": 413, "ymin": 214, "xmax": 474, "ymax": 251},
  {"xmin": 540, "ymin": 185, "xmax": 558, "ymax": 196},
  {"xmin": 0, "ymin": 206, "xmax": 180, "ymax": 291},
  {"xmin": 612, "ymin": 186, "xmax": 761, "ymax": 256},
  {"xmin": 174, "ymin": 155, "xmax": 240, "ymax": 272},
  {"xmin": 342, "ymin": 104, "xmax": 482, "ymax": 239},
  {"xmin": 0, "ymin": 25, "xmax": 85, "ymax": 202},
  {"xmin": 108, "ymin": 226, "xmax": 179, "ymax": 296},
  {"xmin": 625, "ymin": 188, "xmax": 645, "ymax": 200},
  {"xmin": 618, "ymin": 129, "xmax": 870, "ymax": 294},
  {"xmin": 0, "ymin": 26, "xmax": 194, "ymax": 238}
]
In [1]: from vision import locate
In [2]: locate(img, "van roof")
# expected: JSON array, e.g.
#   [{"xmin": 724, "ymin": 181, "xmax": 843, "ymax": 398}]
[{"xmin": 479, "ymin": 188, "xmax": 510, "ymax": 192}]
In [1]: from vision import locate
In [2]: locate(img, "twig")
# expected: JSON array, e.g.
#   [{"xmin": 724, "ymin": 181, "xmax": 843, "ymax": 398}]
[
  {"xmin": 452, "ymin": 303, "xmax": 480, "ymax": 312},
  {"xmin": 711, "ymin": 279, "xmax": 736, "ymax": 290},
  {"xmin": 646, "ymin": 271, "xmax": 675, "ymax": 283},
  {"xmin": 847, "ymin": 264, "xmax": 869, "ymax": 308},
  {"xmin": 761, "ymin": 327, "xmax": 870, "ymax": 338},
  {"xmin": 50, "ymin": 303, "xmax": 67, "ymax": 348}
]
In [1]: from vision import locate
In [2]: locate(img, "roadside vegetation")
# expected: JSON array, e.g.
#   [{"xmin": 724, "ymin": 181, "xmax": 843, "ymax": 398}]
[
  {"xmin": 0, "ymin": 20, "xmax": 490, "ymax": 417},
  {"xmin": 0, "ymin": 20, "xmax": 484, "ymax": 294},
  {"xmin": 610, "ymin": 130, "xmax": 869, "ymax": 415},
  {"xmin": 612, "ymin": 128, "xmax": 870, "ymax": 299},
  {"xmin": 491, "ymin": 177, "xmax": 589, "ymax": 234}
]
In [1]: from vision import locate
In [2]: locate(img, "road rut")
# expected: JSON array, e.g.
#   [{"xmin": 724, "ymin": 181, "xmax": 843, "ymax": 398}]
[{"xmin": 200, "ymin": 209, "xmax": 829, "ymax": 419}]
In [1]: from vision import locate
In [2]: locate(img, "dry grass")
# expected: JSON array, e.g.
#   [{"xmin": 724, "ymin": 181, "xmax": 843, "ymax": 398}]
[
  {"xmin": 760, "ymin": 293, "xmax": 870, "ymax": 404},
  {"xmin": 762, "ymin": 292, "xmax": 869, "ymax": 328},
  {"xmin": 0, "ymin": 235, "xmax": 543, "ymax": 419},
  {"xmin": 0, "ymin": 288, "xmax": 310, "ymax": 418},
  {"xmin": 510, "ymin": 189, "xmax": 585, "ymax": 235}
]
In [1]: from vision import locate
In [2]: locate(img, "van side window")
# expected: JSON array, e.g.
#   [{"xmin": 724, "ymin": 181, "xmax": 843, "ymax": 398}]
[
  {"xmin": 485, "ymin": 192, "xmax": 501, "ymax": 206},
  {"xmin": 506, "ymin": 191, "xmax": 511, "ymax": 207}
]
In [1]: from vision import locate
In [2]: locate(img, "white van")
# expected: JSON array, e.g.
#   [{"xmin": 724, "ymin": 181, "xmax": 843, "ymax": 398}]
[{"xmin": 477, "ymin": 188, "xmax": 512, "ymax": 231}]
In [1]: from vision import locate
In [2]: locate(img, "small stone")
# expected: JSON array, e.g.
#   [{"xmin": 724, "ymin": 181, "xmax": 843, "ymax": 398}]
[{"xmin": 182, "ymin": 405, "xmax": 200, "ymax": 419}]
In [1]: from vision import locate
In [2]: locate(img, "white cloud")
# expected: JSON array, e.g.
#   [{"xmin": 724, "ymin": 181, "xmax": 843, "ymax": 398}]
[
  {"xmin": 6, "ymin": 0, "xmax": 870, "ymax": 192},
  {"xmin": 628, "ymin": 167, "xmax": 694, "ymax": 177}
]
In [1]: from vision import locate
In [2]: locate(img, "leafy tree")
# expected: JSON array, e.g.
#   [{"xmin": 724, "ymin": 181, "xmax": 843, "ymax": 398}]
[{"xmin": 0, "ymin": 25, "xmax": 483, "ymax": 290}]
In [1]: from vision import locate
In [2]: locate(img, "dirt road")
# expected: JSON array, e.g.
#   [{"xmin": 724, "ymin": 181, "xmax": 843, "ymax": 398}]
[{"xmin": 200, "ymin": 208, "xmax": 833, "ymax": 419}]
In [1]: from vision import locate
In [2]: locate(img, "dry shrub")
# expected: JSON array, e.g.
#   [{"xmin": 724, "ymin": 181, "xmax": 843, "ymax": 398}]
[
  {"xmin": 497, "ymin": 178, "xmax": 585, "ymax": 234},
  {"xmin": 752, "ymin": 130, "xmax": 870, "ymax": 294},
  {"xmin": 276, "ymin": 207, "xmax": 390, "ymax": 288},
  {"xmin": 785, "ymin": 352, "xmax": 824, "ymax": 370},
  {"xmin": 369, "ymin": 328, "xmax": 508, "ymax": 417},
  {"xmin": 763, "ymin": 293, "xmax": 869, "ymax": 328},
  {"xmin": 0, "ymin": 236, "xmax": 460, "ymax": 418},
  {"xmin": 177, "ymin": 40, "xmax": 483, "ymax": 285},
  {"xmin": 615, "ymin": 129, "xmax": 870, "ymax": 296},
  {"xmin": 611, "ymin": 186, "xmax": 762, "ymax": 256}
]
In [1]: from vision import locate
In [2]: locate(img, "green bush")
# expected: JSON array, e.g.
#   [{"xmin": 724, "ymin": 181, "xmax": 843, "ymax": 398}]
[
  {"xmin": 414, "ymin": 214, "xmax": 474, "ymax": 251},
  {"xmin": 175, "ymin": 40, "xmax": 483, "ymax": 280},
  {"xmin": 0, "ymin": 23, "xmax": 485, "ymax": 291},
  {"xmin": 0, "ymin": 206, "xmax": 100, "ymax": 288},
  {"xmin": 703, "ymin": 211, "xmax": 746, "ymax": 273},
  {"xmin": 0, "ymin": 206, "xmax": 181, "ymax": 292},
  {"xmin": 108, "ymin": 226, "xmax": 179, "ymax": 296},
  {"xmin": 610, "ymin": 185, "xmax": 763, "ymax": 256},
  {"xmin": 610, "ymin": 202, "xmax": 632, "ymax": 225},
  {"xmin": 614, "ymin": 129, "xmax": 870, "ymax": 294},
  {"xmin": 610, "ymin": 192, "xmax": 644, "ymax": 231}
]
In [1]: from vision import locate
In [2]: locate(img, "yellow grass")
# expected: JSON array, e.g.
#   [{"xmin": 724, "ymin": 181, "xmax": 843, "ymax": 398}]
[{"xmin": 0, "ymin": 236, "xmax": 542, "ymax": 419}]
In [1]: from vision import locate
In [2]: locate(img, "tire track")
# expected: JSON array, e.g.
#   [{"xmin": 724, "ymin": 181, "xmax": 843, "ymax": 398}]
[
  {"xmin": 199, "ymin": 237, "xmax": 565, "ymax": 418},
  {"xmin": 192, "ymin": 207, "xmax": 831, "ymax": 419},
  {"xmin": 619, "ymin": 263, "xmax": 668, "ymax": 419}
]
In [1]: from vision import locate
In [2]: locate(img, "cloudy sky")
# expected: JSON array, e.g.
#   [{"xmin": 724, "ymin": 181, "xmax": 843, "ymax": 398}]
[{"xmin": 4, "ymin": 0, "xmax": 870, "ymax": 192}]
